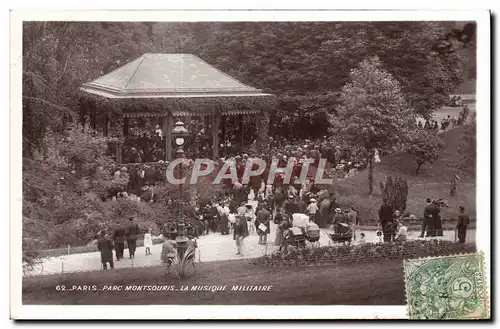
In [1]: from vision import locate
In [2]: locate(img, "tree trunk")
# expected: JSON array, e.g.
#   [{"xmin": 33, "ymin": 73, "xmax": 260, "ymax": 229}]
[
  {"xmin": 368, "ymin": 157, "xmax": 374, "ymax": 195},
  {"xmin": 416, "ymin": 163, "xmax": 422, "ymax": 176}
]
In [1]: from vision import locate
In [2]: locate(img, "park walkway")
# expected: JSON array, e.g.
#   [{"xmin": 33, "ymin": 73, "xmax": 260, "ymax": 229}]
[{"xmin": 33, "ymin": 223, "xmax": 473, "ymax": 276}]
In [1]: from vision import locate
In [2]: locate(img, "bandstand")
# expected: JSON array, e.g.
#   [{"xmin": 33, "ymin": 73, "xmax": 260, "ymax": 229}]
[{"xmin": 78, "ymin": 53, "xmax": 276, "ymax": 163}]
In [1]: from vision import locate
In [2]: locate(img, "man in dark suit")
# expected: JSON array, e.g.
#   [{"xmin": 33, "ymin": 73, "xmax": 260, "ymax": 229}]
[
  {"xmin": 379, "ymin": 199, "xmax": 395, "ymax": 242},
  {"xmin": 125, "ymin": 216, "xmax": 140, "ymax": 259},
  {"xmin": 433, "ymin": 200, "xmax": 443, "ymax": 236},
  {"xmin": 112, "ymin": 221, "xmax": 126, "ymax": 261},
  {"xmin": 457, "ymin": 206, "xmax": 470, "ymax": 243},
  {"xmin": 420, "ymin": 198, "xmax": 433, "ymax": 238},
  {"xmin": 255, "ymin": 206, "xmax": 271, "ymax": 245},
  {"xmin": 97, "ymin": 231, "xmax": 114, "ymax": 270},
  {"xmin": 423, "ymin": 199, "xmax": 440, "ymax": 237}
]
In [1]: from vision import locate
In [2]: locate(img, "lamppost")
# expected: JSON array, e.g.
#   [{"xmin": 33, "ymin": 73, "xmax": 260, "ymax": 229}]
[{"xmin": 172, "ymin": 121, "xmax": 189, "ymax": 259}]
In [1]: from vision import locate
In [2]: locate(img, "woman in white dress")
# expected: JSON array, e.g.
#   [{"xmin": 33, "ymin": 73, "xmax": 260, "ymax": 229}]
[
  {"xmin": 374, "ymin": 149, "xmax": 381, "ymax": 163},
  {"xmin": 144, "ymin": 228, "xmax": 153, "ymax": 256}
]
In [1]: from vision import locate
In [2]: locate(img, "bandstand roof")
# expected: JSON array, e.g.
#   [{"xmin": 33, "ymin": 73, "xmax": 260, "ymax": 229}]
[
  {"xmin": 81, "ymin": 53, "xmax": 271, "ymax": 99},
  {"xmin": 79, "ymin": 54, "xmax": 275, "ymax": 117}
]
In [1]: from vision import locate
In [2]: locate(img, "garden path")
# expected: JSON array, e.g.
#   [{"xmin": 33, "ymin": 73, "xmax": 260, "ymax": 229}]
[{"xmin": 34, "ymin": 223, "xmax": 472, "ymax": 276}]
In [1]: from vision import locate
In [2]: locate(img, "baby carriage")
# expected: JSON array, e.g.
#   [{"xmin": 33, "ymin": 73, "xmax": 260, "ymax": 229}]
[
  {"xmin": 283, "ymin": 226, "xmax": 306, "ymax": 249},
  {"xmin": 281, "ymin": 213, "xmax": 321, "ymax": 250},
  {"xmin": 304, "ymin": 222, "xmax": 321, "ymax": 247},
  {"xmin": 327, "ymin": 223, "xmax": 353, "ymax": 245}
]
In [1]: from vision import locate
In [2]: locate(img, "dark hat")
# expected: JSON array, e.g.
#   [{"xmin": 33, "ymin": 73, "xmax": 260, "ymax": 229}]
[
  {"xmin": 459, "ymin": 206, "xmax": 465, "ymax": 211},
  {"xmin": 426, "ymin": 198, "xmax": 431, "ymax": 203}
]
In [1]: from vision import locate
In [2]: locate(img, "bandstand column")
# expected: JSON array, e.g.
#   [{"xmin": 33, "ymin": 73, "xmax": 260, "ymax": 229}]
[
  {"xmin": 90, "ymin": 102, "xmax": 97, "ymax": 130},
  {"xmin": 166, "ymin": 113, "xmax": 174, "ymax": 161},
  {"xmin": 160, "ymin": 116, "xmax": 167, "ymax": 160},
  {"xmin": 123, "ymin": 117, "xmax": 129, "ymax": 136},
  {"xmin": 212, "ymin": 113, "xmax": 221, "ymax": 160},
  {"xmin": 115, "ymin": 113, "xmax": 124, "ymax": 164},
  {"xmin": 220, "ymin": 115, "xmax": 226, "ymax": 156},
  {"xmin": 103, "ymin": 113, "xmax": 109, "ymax": 137},
  {"xmin": 239, "ymin": 114, "xmax": 244, "ymax": 152},
  {"xmin": 79, "ymin": 98, "xmax": 86, "ymax": 130}
]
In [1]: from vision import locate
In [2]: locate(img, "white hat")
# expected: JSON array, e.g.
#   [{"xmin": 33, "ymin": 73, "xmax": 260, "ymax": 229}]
[{"xmin": 310, "ymin": 198, "xmax": 317, "ymax": 203}]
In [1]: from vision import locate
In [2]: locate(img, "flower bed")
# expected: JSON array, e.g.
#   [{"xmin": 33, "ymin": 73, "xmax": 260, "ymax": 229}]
[{"xmin": 251, "ymin": 240, "xmax": 476, "ymax": 268}]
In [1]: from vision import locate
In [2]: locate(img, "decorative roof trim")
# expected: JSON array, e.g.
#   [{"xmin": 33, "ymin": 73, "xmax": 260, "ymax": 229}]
[
  {"xmin": 224, "ymin": 110, "xmax": 262, "ymax": 116},
  {"xmin": 80, "ymin": 86, "xmax": 270, "ymax": 99},
  {"xmin": 123, "ymin": 112, "xmax": 170, "ymax": 118},
  {"xmin": 79, "ymin": 90, "xmax": 277, "ymax": 115},
  {"xmin": 122, "ymin": 110, "xmax": 263, "ymax": 118}
]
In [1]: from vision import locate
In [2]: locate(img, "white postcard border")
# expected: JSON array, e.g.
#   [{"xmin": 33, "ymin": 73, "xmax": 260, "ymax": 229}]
[{"xmin": 9, "ymin": 9, "xmax": 491, "ymax": 320}]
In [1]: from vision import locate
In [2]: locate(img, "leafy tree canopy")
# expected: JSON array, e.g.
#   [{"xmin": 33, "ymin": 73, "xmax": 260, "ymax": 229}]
[
  {"xmin": 22, "ymin": 21, "xmax": 473, "ymax": 149},
  {"xmin": 329, "ymin": 56, "xmax": 416, "ymax": 193},
  {"xmin": 406, "ymin": 129, "xmax": 445, "ymax": 175}
]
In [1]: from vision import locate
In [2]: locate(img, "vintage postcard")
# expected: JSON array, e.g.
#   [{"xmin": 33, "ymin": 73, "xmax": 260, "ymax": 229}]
[{"xmin": 10, "ymin": 9, "xmax": 491, "ymax": 320}]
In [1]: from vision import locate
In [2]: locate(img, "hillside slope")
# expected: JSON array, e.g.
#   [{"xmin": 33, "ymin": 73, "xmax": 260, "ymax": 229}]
[{"xmin": 335, "ymin": 127, "xmax": 476, "ymax": 221}]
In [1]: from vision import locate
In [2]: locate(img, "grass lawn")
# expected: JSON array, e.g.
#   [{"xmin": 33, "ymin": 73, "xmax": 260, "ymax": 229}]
[
  {"xmin": 335, "ymin": 126, "xmax": 476, "ymax": 221},
  {"xmin": 23, "ymin": 259, "xmax": 405, "ymax": 305}
]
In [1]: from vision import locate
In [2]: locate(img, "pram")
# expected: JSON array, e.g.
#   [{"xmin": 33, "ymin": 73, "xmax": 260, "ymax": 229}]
[
  {"xmin": 281, "ymin": 214, "xmax": 321, "ymax": 250},
  {"xmin": 304, "ymin": 222, "xmax": 321, "ymax": 247},
  {"xmin": 327, "ymin": 223, "xmax": 353, "ymax": 245},
  {"xmin": 284, "ymin": 226, "xmax": 306, "ymax": 249}
]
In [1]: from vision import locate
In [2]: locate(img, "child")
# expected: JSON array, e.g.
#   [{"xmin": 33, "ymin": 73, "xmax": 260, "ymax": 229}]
[
  {"xmin": 395, "ymin": 222, "xmax": 408, "ymax": 242},
  {"xmin": 161, "ymin": 239, "xmax": 177, "ymax": 275},
  {"xmin": 358, "ymin": 233, "xmax": 366, "ymax": 244},
  {"xmin": 144, "ymin": 228, "xmax": 153, "ymax": 256},
  {"xmin": 376, "ymin": 230, "xmax": 383, "ymax": 243}
]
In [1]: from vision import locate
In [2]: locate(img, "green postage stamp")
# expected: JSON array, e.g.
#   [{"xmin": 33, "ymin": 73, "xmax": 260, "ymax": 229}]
[{"xmin": 404, "ymin": 253, "xmax": 489, "ymax": 320}]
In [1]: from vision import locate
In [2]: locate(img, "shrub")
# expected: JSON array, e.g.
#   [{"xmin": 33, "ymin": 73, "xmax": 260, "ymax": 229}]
[{"xmin": 251, "ymin": 240, "xmax": 476, "ymax": 268}]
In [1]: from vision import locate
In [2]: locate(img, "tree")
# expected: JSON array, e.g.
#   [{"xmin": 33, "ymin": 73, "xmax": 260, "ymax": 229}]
[
  {"xmin": 22, "ymin": 22, "xmax": 154, "ymax": 152},
  {"xmin": 22, "ymin": 123, "xmax": 125, "ymax": 248},
  {"xmin": 457, "ymin": 112, "xmax": 476, "ymax": 175},
  {"xmin": 406, "ymin": 129, "xmax": 444, "ymax": 175},
  {"xmin": 22, "ymin": 21, "xmax": 469, "ymax": 147},
  {"xmin": 329, "ymin": 56, "xmax": 415, "ymax": 194}
]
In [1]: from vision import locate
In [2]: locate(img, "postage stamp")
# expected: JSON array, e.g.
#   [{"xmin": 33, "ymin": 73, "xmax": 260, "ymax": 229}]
[{"xmin": 404, "ymin": 253, "xmax": 489, "ymax": 320}]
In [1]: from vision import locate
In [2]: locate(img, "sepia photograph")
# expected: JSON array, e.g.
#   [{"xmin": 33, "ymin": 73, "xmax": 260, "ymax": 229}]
[{"xmin": 10, "ymin": 9, "xmax": 491, "ymax": 320}]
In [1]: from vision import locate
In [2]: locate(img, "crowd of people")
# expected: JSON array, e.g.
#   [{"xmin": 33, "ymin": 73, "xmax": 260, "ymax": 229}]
[
  {"xmin": 95, "ymin": 180, "xmax": 471, "ymax": 271},
  {"xmin": 418, "ymin": 105, "xmax": 471, "ymax": 133},
  {"xmin": 377, "ymin": 197, "xmax": 470, "ymax": 244},
  {"xmin": 96, "ymin": 216, "xmax": 141, "ymax": 270},
  {"xmin": 106, "ymin": 138, "xmax": 373, "ymax": 206},
  {"xmin": 92, "ymin": 107, "xmax": 473, "ymax": 270}
]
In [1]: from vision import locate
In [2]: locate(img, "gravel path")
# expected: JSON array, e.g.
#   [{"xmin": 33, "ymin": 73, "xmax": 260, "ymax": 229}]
[{"xmin": 32, "ymin": 223, "xmax": 474, "ymax": 276}]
